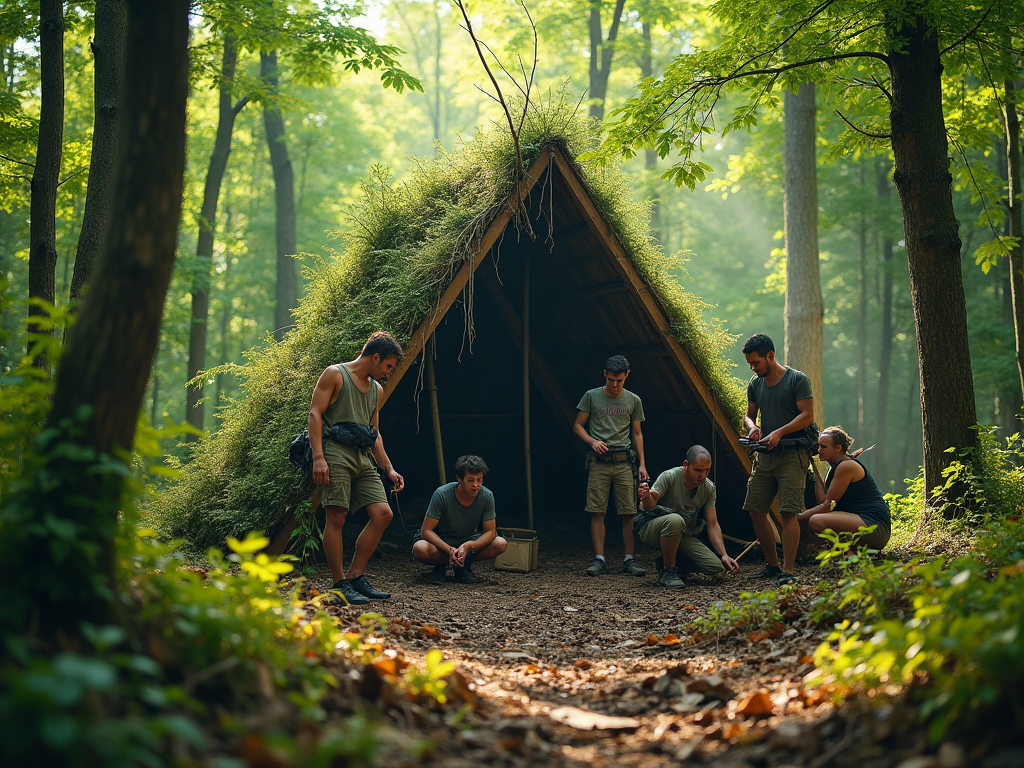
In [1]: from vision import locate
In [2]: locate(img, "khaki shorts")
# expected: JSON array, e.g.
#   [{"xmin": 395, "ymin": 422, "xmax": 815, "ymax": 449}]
[
  {"xmin": 319, "ymin": 440, "xmax": 388, "ymax": 512},
  {"xmin": 742, "ymin": 448, "xmax": 811, "ymax": 516},
  {"xmin": 635, "ymin": 513, "xmax": 723, "ymax": 576},
  {"xmin": 585, "ymin": 459, "xmax": 636, "ymax": 516}
]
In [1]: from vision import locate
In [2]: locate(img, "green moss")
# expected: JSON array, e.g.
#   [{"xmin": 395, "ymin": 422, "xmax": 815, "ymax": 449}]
[{"xmin": 153, "ymin": 100, "xmax": 747, "ymax": 547}]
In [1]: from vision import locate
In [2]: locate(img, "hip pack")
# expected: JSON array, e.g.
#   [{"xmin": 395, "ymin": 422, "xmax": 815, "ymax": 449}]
[{"xmin": 288, "ymin": 422, "xmax": 379, "ymax": 474}]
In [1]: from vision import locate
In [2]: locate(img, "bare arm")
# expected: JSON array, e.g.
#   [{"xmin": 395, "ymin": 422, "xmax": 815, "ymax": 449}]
[
  {"xmin": 574, "ymin": 410, "xmax": 608, "ymax": 454},
  {"xmin": 764, "ymin": 397, "xmax": 814, "ymax": 449},
  {"xmin": 308, "ymin": 367, "xmax": 342, "ymax": 485},
  {"xmin": 743, "ymin": 401, "xmax": 760, "ymax": 440},
  {"xmin": 799, "ymin": 461, "xmax": 859, "ymax": 520},
  {"xmin": 813, "ymin": 461, "xmax": 826, "ymax": 504},
  {"xmin": 631, "ymin": 420, "xmax": 648, "ymax": 481},
  {"xmin": 638, "ymin": 482, "xmax": 661, "ymax": 511},
  {"xmin": 704, "ymin": 505, "xmax": 739, "ymax": 574},
  {"xmin": 419, "ymin": 516, "xmax": 451, "ymax": 558},
  {"xmin": 370, "ymin": 382, "xmax": 404, "ymax": 492}
]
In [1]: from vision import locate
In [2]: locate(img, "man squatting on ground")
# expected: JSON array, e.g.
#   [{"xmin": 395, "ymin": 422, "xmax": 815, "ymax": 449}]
[
  {"xmin": 574, "ymin": 355, "xmax": 649, "ymax": 577},
  {"xmin": 412, "ymin": 455, "xmax": 508, "ymax": 583},
  {"xmin": 636, "ymin": 446, "xmax": 740, "ymax": 588},
  {"xmin": 741, "ymin": 333, "xmax": 815, "ymax": 585},
  {"xmin": 309, "ymin": 331, "xmax": 406, "ymax": 606}
]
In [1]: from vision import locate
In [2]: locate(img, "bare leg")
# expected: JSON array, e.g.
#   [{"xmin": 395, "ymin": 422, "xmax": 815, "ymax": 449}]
[
  {"xmin": 808, "ymin": 512, "xmax": 868, "ymax": 537},
  {"xmin": 323, "ymin": 505, "xmax": 348, "ymax": 583},
  {"xmin": 347, "ymin": 502, "xmax": 393, "ymax": 579},
  {"xmin": 590, "ymin": 513, "xmax": 606, "ymax": 557},
  {"xmin": 748, "ymin": 510, "xmax": 780, "ymax": 566},
  {"xmin": 472, "ymin": 536, "xmax": 507, "ymax": 561},
  {"xmin": 782, "ymin": 513, "xmax": 800, "ymax": 574},
  {"xmin": 660, "ymin": 534, "xmax": 681, "ymax": 568},
  {"xmin": 412, "ymin": 540, "xmax": 448, "ymax": 565},
  {"xmin": 621, "ymin": 515, "xmax": 636, "ymax": 556}
]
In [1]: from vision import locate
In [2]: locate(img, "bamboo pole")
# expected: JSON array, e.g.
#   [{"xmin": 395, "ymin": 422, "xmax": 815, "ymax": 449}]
[
  {"xmin": 425, "ymin": 337, "xmax": 446, "ymax": 486},
  {"xmin": 523, "ymin": 251, "xmax": 534, "ymax": 529}
]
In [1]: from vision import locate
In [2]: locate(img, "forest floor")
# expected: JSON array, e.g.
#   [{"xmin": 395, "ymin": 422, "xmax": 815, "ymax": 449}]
[{"xmin": 293, "ymin": 537, "xmax": 1021, "ymax": 768}]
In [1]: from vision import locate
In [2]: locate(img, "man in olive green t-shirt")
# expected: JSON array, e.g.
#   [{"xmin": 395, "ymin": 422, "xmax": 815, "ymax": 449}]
[
  {"xmin": 573, "ymin": 355, "xmax": 649, "ymax": 577},
  {"xmin": 636, "ymin": 446, "xmax": 740, "ymax": 589}
]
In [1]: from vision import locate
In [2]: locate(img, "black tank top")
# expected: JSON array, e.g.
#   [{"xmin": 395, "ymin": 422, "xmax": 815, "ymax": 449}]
[{"xmin": 825, "ymin": 458, "xmax": 890, "ymax": 524}]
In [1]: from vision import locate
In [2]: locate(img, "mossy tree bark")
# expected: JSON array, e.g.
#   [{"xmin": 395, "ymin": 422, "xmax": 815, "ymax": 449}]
[
  {"xmin": 887, "ymin": 14, "xmax": 977, "ymax": 507},
  {"xmin": 69, "ymin": 0, "xmax": 125, "ymax": 303},
  {"xmin": 1004, "ymin": 77, "xmax": 1024, "ymax": 423},
  {"xmin": 30, "ymin": 0, "xmax": 188, "ymax": 633},
  {"xmin": 187, "ymin": 36, "xmax": 246, "ymax": 436},
  {"xmin": 27, "ymin": 0, "xmax": 64, "ymax": 341},
  {"xmin": 588, "ymin": 0, "xmax": 627, "ymax": 122},
  {"xmin": 261, "ymin": 50, "xmax": 297, "ymax": 342},
  {"xmin": 782, "ymin": 82, "xmax": 823, "ymax": 428}
]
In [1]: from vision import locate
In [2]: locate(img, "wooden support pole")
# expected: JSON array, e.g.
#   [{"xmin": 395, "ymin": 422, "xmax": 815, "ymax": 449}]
[
  {"xmin": 523, "ymin": 250, "xmax": 535, "ymax": 529},
  {"xmin": 425, "ymin": 337, "xmax": 446, "ymax": 487}
]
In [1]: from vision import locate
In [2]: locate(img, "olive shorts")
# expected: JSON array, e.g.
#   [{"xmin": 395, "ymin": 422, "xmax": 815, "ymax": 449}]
[
  {"xmin": 636, "ymin": 513, "xmax": 724, "ymax": 575},
  {"xmin": 585, "ymin": 459, "xmax": 636, "ymax": 516},
  {"xmin": 319, "ymin": 440, "xmax": 388, "ymax": 512},
  {"xmin": 742, "ymin": 448, "xmax": 811, "ymax": 516}
]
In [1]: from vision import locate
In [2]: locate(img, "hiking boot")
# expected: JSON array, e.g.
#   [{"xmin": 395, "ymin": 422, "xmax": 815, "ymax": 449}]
[
  {"xmin": 622, "ymin": 558, "xmax": 646, "ymax": 577},
  {"xmin": 349, "ymin": 574, "xmax": 391, "ymax": 601},
  {"xmin": 654, "ymin": 555, "xmax": 665, "ymax": 577},
  {"xmin": 775, "ymin": 571, "xmax": 797, "ymax": 586},
  {"xmin": 332, "ymin": 579, "xmax": 371, "ymax": 606},
  {"xmin": 454, "ymin": 565, "xmax": 481, "ymax": 584},
  {"xmin": 428, "ymin": 564, "xmax": 448, "ymax": 582},
  {"xmin": 585, "ymin": 558, "xmax": 608, "ymax": 576},
  {"xmin": 751, "ymin": 563, "xmax": 783, "ymax": 579},
  {"xmin": 659, "ymin": 567, "xmax": 685, "ymax": 589}
]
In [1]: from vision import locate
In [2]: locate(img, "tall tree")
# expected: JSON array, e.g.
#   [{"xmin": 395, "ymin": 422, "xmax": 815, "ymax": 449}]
[
  {"xmin": 782, "ymin": 82, "xmax": 823, "ymax": 426},
  {"xmin": 874, "ymin": 159, "xmax": 896, "ymax": 477},
  {"xmin": 640, "ymin": 17, "xmax": 661, "ymax": 239},
  {"xmin": 589, "ymin": 0, "xmax": 627, "ymax": 122},
  {"xmin": 1004, "ymin": 76, "xmax": 1024, "ymax": 420},
  {"xmin": 186, "ymin": 35, "xmax": 247, "ymax": 434},
  {"xmin": 604, "ymin": 1, "xmax": 1023, "ymax": 503},
  {"xmin": 69, "ymin": 0, "xmax": 126, "ymax": 302},
  {"xmin": 27, "ymin": 0, "xmax": 64, "ymax": 338},
  {"xmin": 260, "ymin": 49, "xmax": 297, "ymax": 342},
  {"xmin": 0, "ymin": 0, "xmax": 189, "ymax": 634}
]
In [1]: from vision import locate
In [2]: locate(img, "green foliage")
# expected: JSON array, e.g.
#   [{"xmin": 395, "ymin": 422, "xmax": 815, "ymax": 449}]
[
  {"xmin": 155, "ymin": 94, "xmax": 748, "ymax": 548},
  {"xmin": 693, "ymin": 587, "xmax": 787, "ymax": 637}
]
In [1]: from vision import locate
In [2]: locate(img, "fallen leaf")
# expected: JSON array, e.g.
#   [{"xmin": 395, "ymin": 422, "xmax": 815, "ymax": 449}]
[
  {"xmin": 662, "ymin": 634, "xmax": 681, "ymax": 646},
  {"xmin": 682, "ymin": 605, "xmax": 698, "ymax": 611},
  {"xmin": 645, "ymin": 634, "xmax": 662, "ymax": 646},
  {"xmin": 415, "ymin": 624, "xmax": 442, "ymax": 638},
  {"xmin": 736, "ymin": 691, "xmax": 774, "ymax": 717},
  {"xmin": 549, "ymin": 706, "xmax": 640, "ymax": 731},
  {"xmin": 573, "ymin": 659, "xmax": 592, "ymax": 670},
  {"xmin": 799, "ymin": 655, "xmax": 814, "ymax": 665},
  {"xmin": 524, "ymin": 664, "xmax": 540, "ymax": 675}
]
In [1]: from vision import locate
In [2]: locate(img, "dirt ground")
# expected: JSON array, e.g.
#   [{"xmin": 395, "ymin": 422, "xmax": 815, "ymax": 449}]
[{"xmin": 293, "ymin": 535, "xmax": 1020, "ymax": 768}]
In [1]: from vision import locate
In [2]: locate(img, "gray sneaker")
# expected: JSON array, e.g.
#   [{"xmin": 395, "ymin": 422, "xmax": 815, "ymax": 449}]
[
  {"xmin": 585, "ymin": 558, "xmax": 609, "ymax": 576},
  {"xmin": 775, "ymin": 571, "xmax": 797, "ymax": 586},
  {"xmin": 622, "ymin": 558, "xmax": 646, "ymax": 577},
  {"xmin": 659, "ymin": 567, "xmax": 685, "ymax": 589}
]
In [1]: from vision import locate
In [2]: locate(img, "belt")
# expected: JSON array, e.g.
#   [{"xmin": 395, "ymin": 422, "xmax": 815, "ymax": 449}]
[{"xmin": 595, "ymin": 450, "xmax": 630, "ymax": 464}]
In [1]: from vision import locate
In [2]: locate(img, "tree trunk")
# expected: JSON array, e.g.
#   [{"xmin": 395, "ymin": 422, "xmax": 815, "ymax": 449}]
[
  {"xmin": 69, "ymin": 0, "xmax": 125, "ymax": 302},
  {"xmin": 2, "ymin": 0, "xmax": 189, "ymax": 635},
  {"xmin": 857, "ymin": 161, "xmax": 868, "ymax": 441},
  {"xmin": 640, "ymin": 19, "xmax": 661, "ymax": 240},
  {"xmin": 261, "ymin": 50, "xmax": 297, "ymax": 342},
  {"xmin": 27, "ymin": 0, "xmax": 64, "ymax": 341},
  {"xmin": 886, "ymin": 15, "xmax": 977, "ymax": 507},
  {"xmin": 588, "ymin": 0, "xmax": 627, "ymax": 122},
  {"xmin": 1004, "ymin": 77, "xmax": 1024, "ymax": 423},
  {"xmin": 874, "ymin": 160, "xmax": 895, "ymax": 481},
  {"xmin": 187, "ymin": 36, "xmax": 243, "ymax": 436},
  {"xmin": 782, "ymin": 82, "xmax": 823, "ymax": 427}
]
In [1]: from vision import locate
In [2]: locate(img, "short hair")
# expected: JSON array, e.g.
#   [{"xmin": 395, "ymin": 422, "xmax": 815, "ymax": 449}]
[
  {"xmin": 741, "ymin": 334, "xmax": 775, "ymax": 356},
  {"xmin": 604, "ymin": 355, "xmax": 630, "ymax": 374},
  {"xmin": 821, "ymin": 426, "xmax": 854, "ymax": 452},
  {"xmin": 454, "ymin": 455, "xmax": 489, "ymax": 478},
  {"xmin": 360, "ymin": 330, "xmax": 404, "ymax": 361},
  {"xmin": 685, "ymin": 445, "xmax": 712, "ymax": 464}
]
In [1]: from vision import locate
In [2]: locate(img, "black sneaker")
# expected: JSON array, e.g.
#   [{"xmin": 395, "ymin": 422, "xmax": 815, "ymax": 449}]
[
  {"xmin": 349, "ymin": 574, "xmax": 391, "ymax": 601},
  {"xmin": 775, "ymin": 571, "xmax": 796, "ymax": 586},
  {"xmin": 752, "ymin": 564, "xmax": 783, "ymax": 579},
  {"xmin": 585, "ymin": 558, "xmax": 608, "ymax": 576},
  {"xmin": 654, "ymin": 555, "xmax": 665, "ymax": 577},
  {"xmin": 454, "ymin": 565, "xmax": 481, "ymax": 584},
  {"xmin": 659, "ymin": 567, "xmax": 685, "ymax": 589},
  {"xmin": 428, "ymin": 564, "xmax": 448, "ymax": 582},
  {"xmin": 332, "ymin": 579, "xmax": 371, "ymax": 606},
  {"xmin": 623, "ymin": 558, "xmax": 646, "ymax": 577}
]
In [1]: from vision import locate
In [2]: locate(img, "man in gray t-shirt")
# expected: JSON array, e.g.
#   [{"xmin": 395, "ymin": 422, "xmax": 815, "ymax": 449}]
[
  {"xmin": 741, "ymin": 333, "xmax": 815, "ymax": 586},
  {"xmin": 412, "ymin": 455, "xmax": 507, "ymax": 584},
  {"xmin": 573, "ymin": 354, "xmax": 648, "ymax": 578}
]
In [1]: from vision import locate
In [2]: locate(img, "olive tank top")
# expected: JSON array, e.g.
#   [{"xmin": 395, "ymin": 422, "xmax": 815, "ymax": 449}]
[{"xmin": 322, "ymin": 364, "xmax": 378, "ymax": 429}]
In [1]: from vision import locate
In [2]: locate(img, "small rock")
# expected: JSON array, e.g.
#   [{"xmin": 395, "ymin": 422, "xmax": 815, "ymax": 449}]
[{"xmin": 782, "ymin": 628, "xmax": 798, "ymax": 638}]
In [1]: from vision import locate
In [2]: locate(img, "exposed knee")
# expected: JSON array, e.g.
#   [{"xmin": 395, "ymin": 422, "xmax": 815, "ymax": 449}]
[
  {"xmin": 369, "ymin": 503, "xmax": 393, "ymax": 525},
  {"xmin": 325, "ymin": 506, "xmax": 347, "ymax": 529},
  {"xmin": 412, "ymin": 540, "xmax": 437, "ymax": 563},
  {"xmin": 808, "ymin": 515, "xmax": 828, "ymax": 534},
  {"xmin": 493, "ymin": 536, "xmax": 507, "ymax": 554}
]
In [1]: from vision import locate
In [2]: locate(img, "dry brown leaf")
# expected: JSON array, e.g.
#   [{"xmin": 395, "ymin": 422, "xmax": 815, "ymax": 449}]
[
  {"xmin": 415, "ymin": 624, "xmax": 442, "ymax": 638},
  {"xmin": 524, "ymin": 664, "xmax": 540, "ymax": 675},
  {"xmin": 645, "ymin": 634, "xmax": 662, "ymax": 646},
  {"xmin": 682, "ymin": 604, "xmax": 698, "ymax": 611},
  {"xmin": 662, "ymin": 634, "xmax": 681, "ymax": 645},
  {"xmin": 736, "ymin": 691, "xmax": 774, "ymax": 717},
  {"xmin": 799, "ymin": 655, "xmax": 814, "ymax": 664}
]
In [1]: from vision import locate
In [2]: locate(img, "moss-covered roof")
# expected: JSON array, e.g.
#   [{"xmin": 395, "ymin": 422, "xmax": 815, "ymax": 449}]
[{"xmin": 153, "ymin": 102, "xmax": 746, "ymax": 547}]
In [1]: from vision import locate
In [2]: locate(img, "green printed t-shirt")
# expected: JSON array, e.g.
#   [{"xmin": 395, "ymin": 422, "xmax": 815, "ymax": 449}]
[
  {"xmin": 747, "ymin": 367, "xmax": 813, "ymax": 436},
  {"xmin": 425, "ymin": 482, "xmax": 496, "ymax": 542},
  {"xmin": 576, "ymin": 388, "xmax": 645, "ymax": 450},
  {"xmin": 652, "ymin": 467, "xmax": 716, "ymax": 521}
]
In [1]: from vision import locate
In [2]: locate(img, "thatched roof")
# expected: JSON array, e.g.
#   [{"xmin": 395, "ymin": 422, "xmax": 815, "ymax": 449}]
[{"xmin": 154, "ymin": 103, "xmax": 748, "ymax": 548}]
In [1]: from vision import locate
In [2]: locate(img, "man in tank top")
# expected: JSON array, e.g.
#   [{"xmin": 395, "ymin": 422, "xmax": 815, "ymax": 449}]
[{"xmin": 308, "ymin": 331, "xmax": 406, "ymax": 606}]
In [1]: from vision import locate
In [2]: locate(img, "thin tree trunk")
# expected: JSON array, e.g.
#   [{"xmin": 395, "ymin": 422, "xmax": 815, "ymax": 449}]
[
  {"xmin": 261, "ymin": 50, "xmax": 297, "ymax": 342},
  {"xmin": 1004, "ymin": 77, "xmax": 1024, "ymax": 422},
  {"xmin": 70, "ymin": 0, "xmax": 125, "ymax": 302},
  {"xmin": 5, "ymin": 0, "xmax": 189, "ymax": 635},
  {"xmin": 857, "ymin": 161, "xmax": 868, "ymax": 441},
  {"xmin": 886, "ymin": 14, "xmax": 977, "ymax": 508},
  {"xmin": 874, "ymin": 159, "xmax": 895, "ymax": 480},
  {"xmin": 187, "ymin": 36, "xmax": 245, "ymax": 436},
  {"xmin": 783, "ymin": 82, "xmax": 823, "ymax": 427},
  {"xmin": 432, "ymin": 2, "xmax": 442, "ymax": 144},
  {"xmin": 588, "ymin": 0, "xmax": 627, "ymax": 122},
  {"xmin": 640, "ymin": 19, "xmax": 661, "ymax": 240},
  {"xmin": 27, "ymin": 0, "xmax": 64, "ymax": 344},
  {"xmin": 215, "ymin": 208, "xmax": 233, "ymax": 409}
]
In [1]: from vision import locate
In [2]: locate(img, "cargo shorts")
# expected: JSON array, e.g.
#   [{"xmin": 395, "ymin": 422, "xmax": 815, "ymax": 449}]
[
  {"xmin": 742, "ymin": 448, "xmax": 811, "ymax": 516},
  {"xmin": 635, "ymin": 511, "xmax": 724, "ymax": 576},
  {"xmin": 585, "ymin": 457, "xmax": 636, "ymax": 516},
  {"xmin": 319, "ymin": 440, "xmax": 388, "ymax": 512}
]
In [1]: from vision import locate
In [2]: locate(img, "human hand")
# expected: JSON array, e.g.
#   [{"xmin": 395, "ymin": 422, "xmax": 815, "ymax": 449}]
[
  {"xmin": 638, "ymin": 482, "xmax": 652, "ymax": 500},
  {"xmin": 638, "ymin": 465, "xmax": 649, "ymax": 482},
  {"xmin": 313, "ymin": 457, "xmax": 330, "ymax": 485},
  {"xmin": 747, "ymin": 426, "xmax": 761, "ymax": 442},
  {"xmin": 765, "ymin": 429, "xmax": 783, "ymax": 449},
  {"xmin": 721, "ymin": 555, "xmax": 739, "ymax": 574},
  {"xmin": 449, "ymin": 544, "xmax": 466, "ymax": 568},
  {"xmin": 387, "ymin": 468, "xmax": 405, "ymax": 492},
  {"xmin": 592, "ymin": 440, "xmax": 609, "ymax": 455}
]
